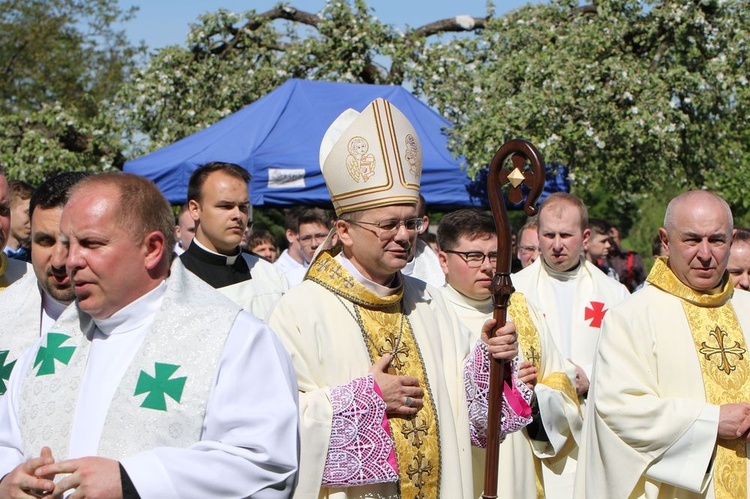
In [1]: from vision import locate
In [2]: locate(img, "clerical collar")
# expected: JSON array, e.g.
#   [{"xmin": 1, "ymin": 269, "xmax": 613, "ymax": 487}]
[
  {"xmin": 442, "ymin": 283, "xmax": 493, "ymax": 314},
  {"xmin": 180, "ymin": 237, "xmax": 252, "ymax": 289},
  {"xmin": 543, "ymin": 257, "xmax": 583, "ymax": 282},
  {"xmin": 336, "ymin": 252, "xmax": 401, "ymax": 297},
  {"xmin": 191, "ymin": 238, "xmax": 242, "ymax": 265},
  {"xmin": 41, "ymin": 287, "xmax": 70, "ymax": 321},
  {"xmin": 93, "ymin": 281, "xmax": 167, "ymax": 337}
]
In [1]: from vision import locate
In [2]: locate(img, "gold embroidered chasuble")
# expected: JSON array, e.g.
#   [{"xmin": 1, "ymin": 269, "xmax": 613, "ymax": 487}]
[
  {"xmin": 648, "ymin": 258, "xmax": 748, "ymax": 499},
  {"xmin": 307, "ymin": 252, "xmax": 441, "ymax": 499}
]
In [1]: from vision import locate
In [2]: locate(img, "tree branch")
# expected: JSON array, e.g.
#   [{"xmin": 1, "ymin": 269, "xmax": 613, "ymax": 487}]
[
  {"xmin": 409, "ymin": 15, "xmax": 487, "ymax": 39},
  {"xmin": 207, "ymin": 6, "xmax": 321, "ymax": 56},
  {"xmin": 570, "ymin": 4, "xmax": 598, "ymax": 18},
  {"xmin": 650, "ymin": 41, "xmax": 669, "ymax": 72}
]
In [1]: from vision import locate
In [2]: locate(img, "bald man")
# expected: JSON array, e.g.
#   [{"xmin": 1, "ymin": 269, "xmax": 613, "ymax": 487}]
[{"xmin": 580, "ymin": 190, "xmax": 750, "ymax": 498}]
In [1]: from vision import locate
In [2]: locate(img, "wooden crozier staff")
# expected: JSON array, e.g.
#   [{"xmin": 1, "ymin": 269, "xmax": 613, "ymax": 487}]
[{"xmin": 483, "ymin": 139, "xmax": 545, "ymax": 499}]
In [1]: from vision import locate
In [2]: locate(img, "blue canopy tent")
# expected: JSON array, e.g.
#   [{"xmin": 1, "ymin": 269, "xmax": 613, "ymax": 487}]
[{"xmin": 124, "ymin": 79, "xmax": 480, "ymax": 208}]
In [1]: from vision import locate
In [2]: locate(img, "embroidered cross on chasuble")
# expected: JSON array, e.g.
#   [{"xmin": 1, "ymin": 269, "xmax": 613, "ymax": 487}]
[
  {"xmin": 648, "ymin": 258, "xmax": 749, "ymax": 499},
  {"xmin": 307, "ymin": 251, "xmax": 441, "ymax": 498}
]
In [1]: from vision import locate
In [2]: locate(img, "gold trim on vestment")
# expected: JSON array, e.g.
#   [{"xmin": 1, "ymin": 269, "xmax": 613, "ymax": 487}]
[
  {"xmin": 509, "ymin": 292, "xmax": 579, "ymax": 498},
  {"xmin": 0, "ymin": 253, "xmax": 9, "ymax": 290},
  {"xmin": 648, "ymin": 259, "xmax": 746, "ymax": 498},
  {"xmin": 647, "ymin": 257, "xmax": 733, "ymax": 307},
  {"xmin": 307, "ymin": 251, "xmax": 441, "ymax": 498}
]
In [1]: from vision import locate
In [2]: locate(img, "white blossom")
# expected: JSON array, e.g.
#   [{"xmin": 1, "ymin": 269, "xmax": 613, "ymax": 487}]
[{"xmin": 455, "ymin": 15, "xmax": 475, "ymax": 30}]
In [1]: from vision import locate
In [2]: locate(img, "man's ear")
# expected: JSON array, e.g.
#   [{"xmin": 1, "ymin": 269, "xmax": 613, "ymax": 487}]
[
  {"xmin": 188, "ymin": 199, "xmax": 201, "ymax": 222},
  {"xmin": 336, "ymin": 219, "xmax": 354, "ymax": 249},
  {"xmin": 658, "ymin": 227, "xmax": 670, "ymax": 256},
  {"xmin": 420, "ymin": 215, "xmax": 429, "ymax": 235},
  {"xmin": 438, "ymin": 250, "xmax": 450, "ymax": 276},
  {"xmin": 285, "ymin": 228, "xmax": 297, "ymax": 244},
  {"xmin": 143, "ymin": 230, "xmax": 167, "ymax": 271},
  {"xmin": 582, "ymin": 228, "xmax": 591, "ymax": 247}
]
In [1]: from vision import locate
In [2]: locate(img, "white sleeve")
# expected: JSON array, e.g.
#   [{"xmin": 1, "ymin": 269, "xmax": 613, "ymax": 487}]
[
  {"xmin": 121, "ymin": 312, "xmax": 299, "ymax": 498},
  {"xmin": 644, "ymin": 404, "xmax": 718, "ymax": 493},
  {"xmin": 0, "ymin": 339, "xmax": 43, "ymax": 476}
]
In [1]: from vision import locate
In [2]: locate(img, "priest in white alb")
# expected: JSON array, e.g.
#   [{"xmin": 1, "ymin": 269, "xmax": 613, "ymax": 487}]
[
  {"xmin": 579, "ymin": 190, "xmax": 750, "ymax": 498},
  {"xmin": 437, "ymin": 208, "xmax": 581, "ymax": 499}
]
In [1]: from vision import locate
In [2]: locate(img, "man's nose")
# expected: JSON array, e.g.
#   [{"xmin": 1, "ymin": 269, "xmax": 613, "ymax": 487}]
[
  {"xmin": 696, "ymin": 240, "xmax": 712, "ymax": 261},
  {"xmin": 51, "ymin": 242, "xmax": 68, "ymax": 268}
]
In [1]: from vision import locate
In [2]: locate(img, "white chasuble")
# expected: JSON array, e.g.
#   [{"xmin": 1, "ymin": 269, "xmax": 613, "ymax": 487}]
[
  {"xmin": 18, "ymin": 263, "xmax": 239, "ymax": 460},
  {"xmin": 0, "ymin": 272, "xmax": 44, "ymax": 395},
  {"xmin": 580, "ymin": 258, "xmax": 750, "ymax": 498}
]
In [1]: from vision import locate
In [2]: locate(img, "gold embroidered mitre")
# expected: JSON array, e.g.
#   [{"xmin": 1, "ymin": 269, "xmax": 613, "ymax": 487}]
[{"xmin": 319, "ymin": 98, "xmax": 422, "ymax": 216}]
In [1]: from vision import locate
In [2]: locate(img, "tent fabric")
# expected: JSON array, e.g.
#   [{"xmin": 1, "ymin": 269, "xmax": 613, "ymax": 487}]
[{"xmin": 124, "ymin": 79, "xmax": 478, "ymax": 207}]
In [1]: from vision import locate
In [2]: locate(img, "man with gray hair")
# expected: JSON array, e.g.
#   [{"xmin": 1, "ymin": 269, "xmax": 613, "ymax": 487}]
[{"xmin": 580, "ymin": 190, "xmax": 750, "ymax": 498}]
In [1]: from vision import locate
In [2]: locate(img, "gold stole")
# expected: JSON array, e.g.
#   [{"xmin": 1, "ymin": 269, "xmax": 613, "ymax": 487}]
[
  {"xmin": 0, "ymin": 253, "xmax": 9, "ymax": 290},
  {"xmin": 510, "ymin": 292, "xmax": 579, "ymax": 498},
  {"xmin": 648, "ymin": 258, "xmax": 748, "ymax": 498},
  {"xmin": 307, "ymin": 251, "xmax": 440, "ymax": 499}
]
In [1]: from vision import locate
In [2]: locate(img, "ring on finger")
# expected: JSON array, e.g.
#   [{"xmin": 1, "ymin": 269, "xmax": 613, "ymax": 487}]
[{"xmin": 404, "ymin": 396, "xmax": 413, "ymax": 407}]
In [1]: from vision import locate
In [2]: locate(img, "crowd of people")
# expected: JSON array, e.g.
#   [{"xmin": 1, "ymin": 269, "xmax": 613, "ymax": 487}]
[{"xmin": 0, "ymin": 97, "xmax": 748, "ymax": 499}]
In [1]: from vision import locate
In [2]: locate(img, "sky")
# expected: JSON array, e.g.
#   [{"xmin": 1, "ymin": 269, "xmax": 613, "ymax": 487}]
[{"xmin": 117, "ymin": 0, "xmax": 540, "ymax": 50}]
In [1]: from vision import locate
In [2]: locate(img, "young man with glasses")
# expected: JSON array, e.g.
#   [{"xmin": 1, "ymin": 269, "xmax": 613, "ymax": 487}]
[
  {"xmin": 437, "ymin": 209, "xmax": 581, "ymax": 499},
  {"xmin": 268, "ymin": 99, "xmax": 533, "ymax": 499},
  {"xmin": 177, "ymin": 161, "xmax": 288, "ymax": 321},
  {"xmin": 283, "ymin": 207, "xmax": 332, "ymax": 286}
]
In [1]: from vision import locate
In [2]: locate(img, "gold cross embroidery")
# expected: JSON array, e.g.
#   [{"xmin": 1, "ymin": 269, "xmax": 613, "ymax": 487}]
[
  {"xmin": 401, "ymin": 416, "xmax": 429, "ymax": 447},
  {"xmin": 407, "ymin": 450, "xmax": 433, "ymax": 490},
  {"xmin": 699, "ymin": 326, "xmax": 746, "ymax": 375},
  {"xmin": 317, "ymin": 259, "xmax": 332, "ymax": 273},
  {"xmin": 379, "ymin": 330, "xmax": 409, "ymax": 370},
  {"xmin": 526, "ymin": 346, "xmax": 541, "ymax": 367},
  {"xmin": 329, "ymin": 265, "xmax": 346, "ymax": 281}
]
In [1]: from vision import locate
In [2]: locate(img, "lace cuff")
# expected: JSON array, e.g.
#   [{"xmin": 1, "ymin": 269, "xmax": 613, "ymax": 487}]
[
  {"xmin": 465, "ymin": 340, "xmax": 534, "ymax": 448},
  {"xmin": 322, "ymin": 374, "xmax": 399, "ymax": 486}
]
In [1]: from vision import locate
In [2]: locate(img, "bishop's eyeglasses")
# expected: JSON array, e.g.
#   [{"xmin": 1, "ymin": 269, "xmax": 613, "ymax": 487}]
[
  {"xmin": 444, "ymin": 250, "xmax": 498, "ymax": 268},
  {"xmin": 348, "ymin": 217, "xmax": 425, "ymax": 239}
]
